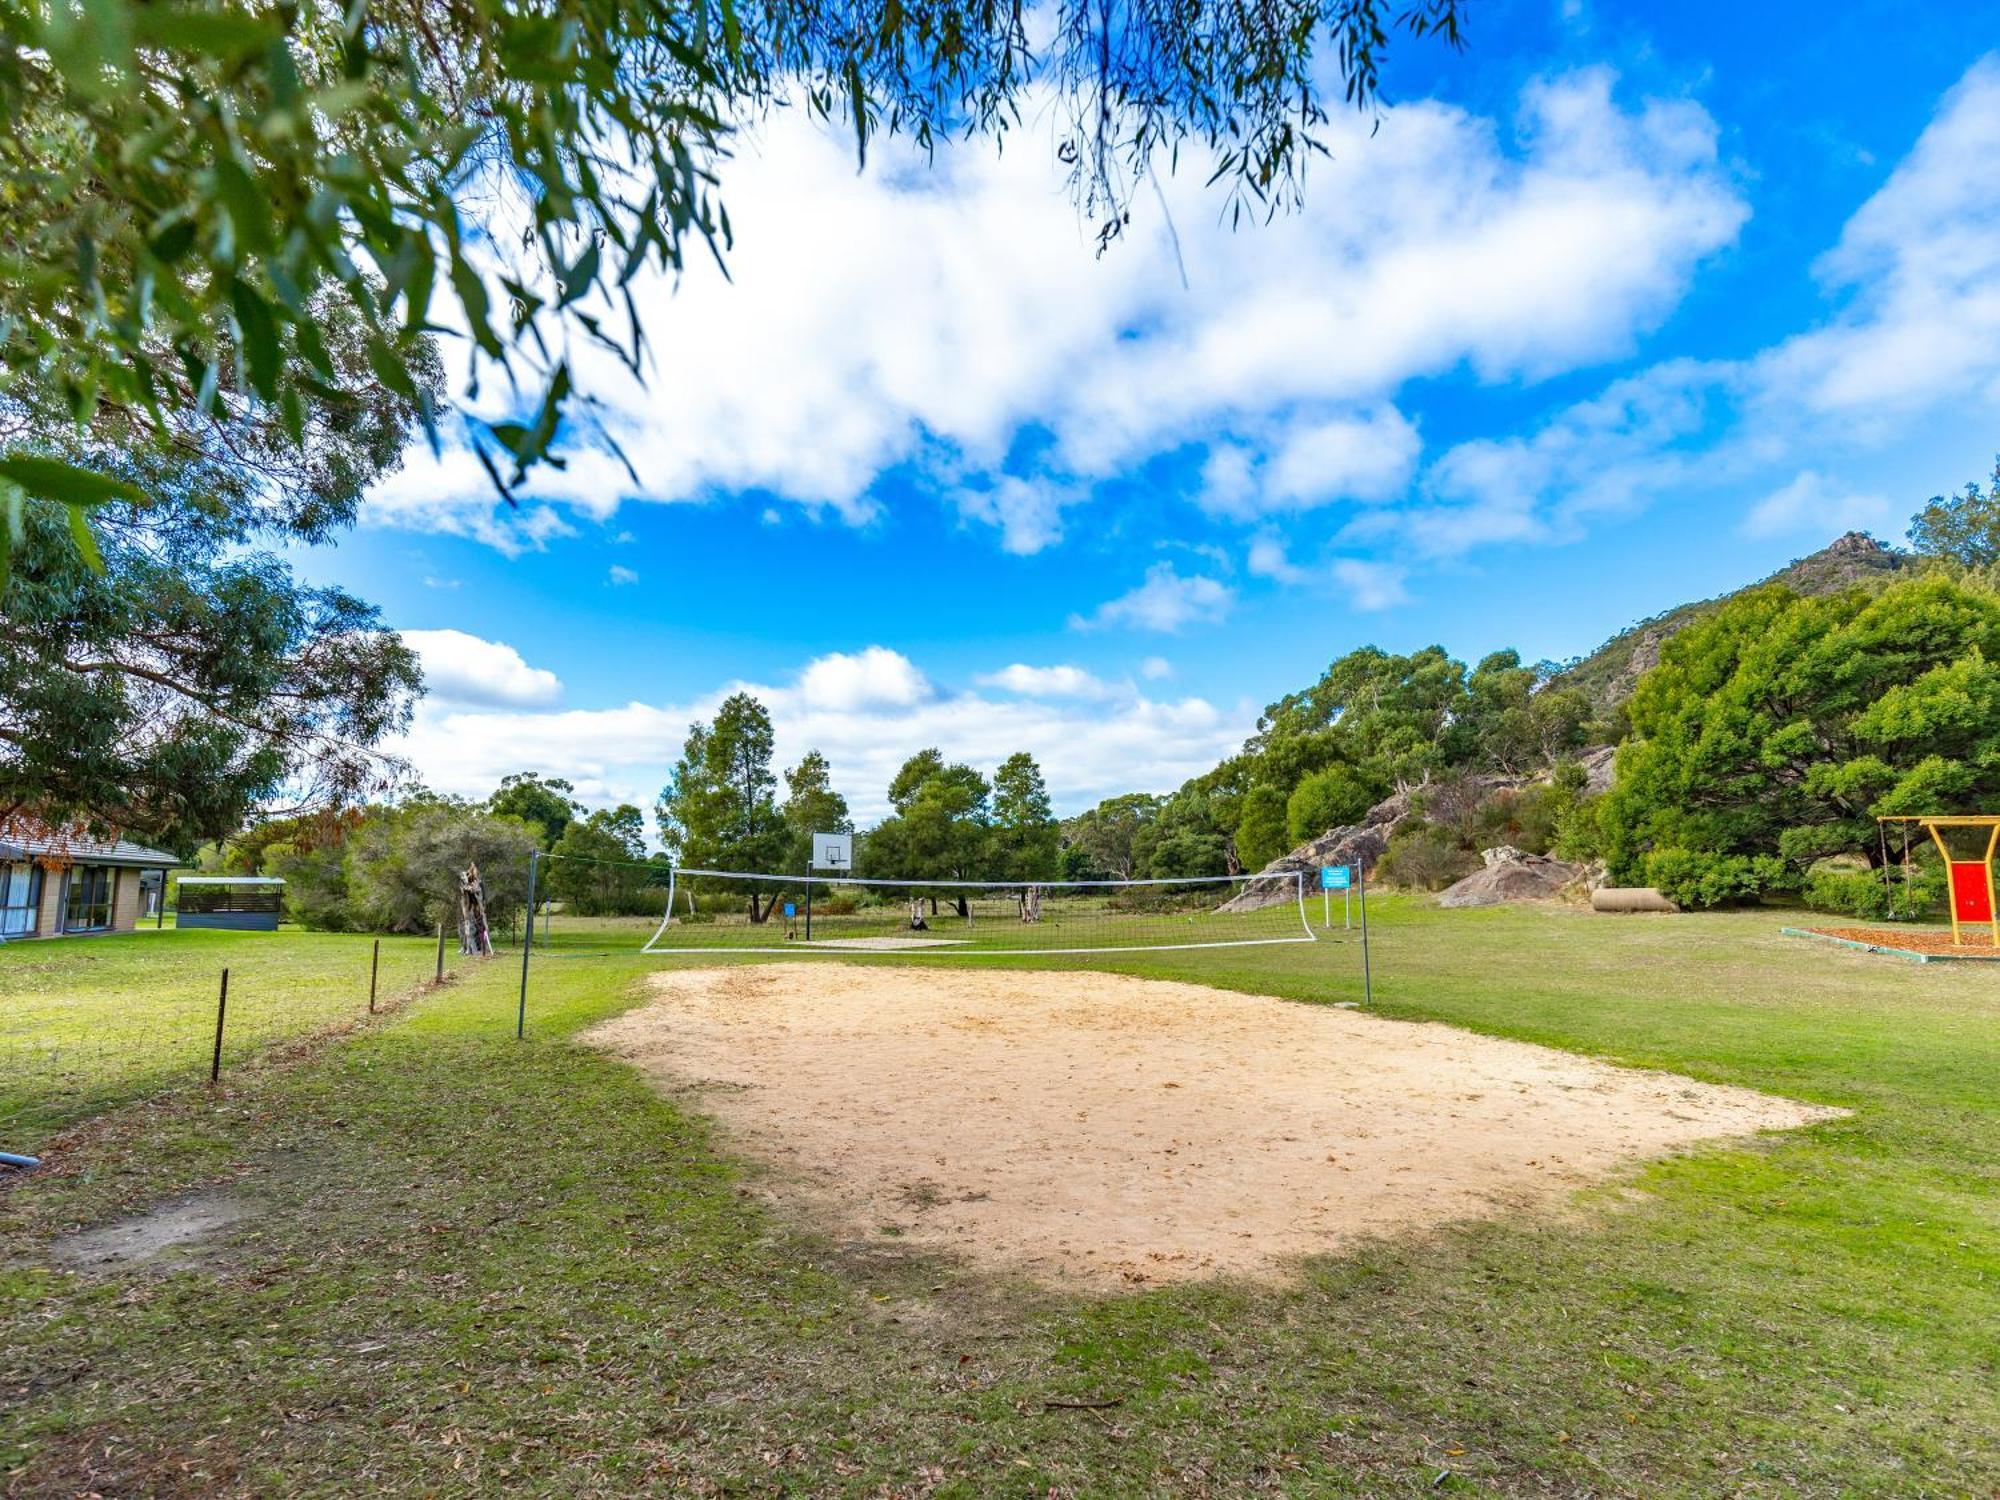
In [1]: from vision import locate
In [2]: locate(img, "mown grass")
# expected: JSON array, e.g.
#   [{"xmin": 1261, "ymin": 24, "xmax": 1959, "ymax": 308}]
[
  {"xmin": 0, "ymin": 928, "xmax": 448, "ymax": 1142},
  {"xmin": 1, "ymin": 900, "xmax": 1996, "ymax": 1495}
]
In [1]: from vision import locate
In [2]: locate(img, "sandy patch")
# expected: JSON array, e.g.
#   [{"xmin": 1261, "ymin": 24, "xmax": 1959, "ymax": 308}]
[
  {"xmin": 49, "ymin": 1192, "xmax": 249, "ymax": 1274},
  {"xmin": 588, "ymin": 965, "xmax": 1840, "ymax": 1289}
]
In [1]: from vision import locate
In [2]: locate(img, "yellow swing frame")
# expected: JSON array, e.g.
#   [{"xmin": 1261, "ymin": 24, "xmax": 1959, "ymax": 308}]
[{"xmin": 1877, "ymin": 815, "xmax": 2000, "ymax": 947}]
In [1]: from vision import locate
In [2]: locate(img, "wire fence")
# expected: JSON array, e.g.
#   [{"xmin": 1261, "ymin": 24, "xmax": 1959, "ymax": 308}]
[{"xmin": 0, "ymin": 925, "xmax": 460, "ymax": 1154}]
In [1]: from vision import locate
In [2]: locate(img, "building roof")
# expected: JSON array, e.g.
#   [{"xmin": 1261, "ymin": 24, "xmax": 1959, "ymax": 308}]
[
  {"xmin": 177, "ymin": 875, "xmax": 285, "ymax": 886},
  {"xmin": 0, "ymin": 832, "xmax": 179, "ymax": 869}
]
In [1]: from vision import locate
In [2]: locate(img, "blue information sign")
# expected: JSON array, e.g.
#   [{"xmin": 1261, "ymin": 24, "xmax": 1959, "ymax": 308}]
[
  {"xmin": 783, "ymin": 902, "xmax": 797, "ymax": 918},
  {"xmin": 1321, "ymin": 865, "xmax": 1351, "ymax": 891}
]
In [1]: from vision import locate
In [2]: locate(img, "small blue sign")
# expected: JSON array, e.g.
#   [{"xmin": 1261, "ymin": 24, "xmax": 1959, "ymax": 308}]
[
  {"xmin": 783, "ymin": 902, "xmax": 797, "ymax": 918},
  {"xmin": 1321, "ymin": 865, "xmax": 1351, "ymax": 891}
]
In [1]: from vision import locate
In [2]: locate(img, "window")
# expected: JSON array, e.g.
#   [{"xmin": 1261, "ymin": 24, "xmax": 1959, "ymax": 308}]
[
  {"xmin": 0, "ymin": 862, "xmax": 41, "ymax": 937},
  {"xmin": 64, "ymin": 866, "xmax": 113, "ymax": 933}
]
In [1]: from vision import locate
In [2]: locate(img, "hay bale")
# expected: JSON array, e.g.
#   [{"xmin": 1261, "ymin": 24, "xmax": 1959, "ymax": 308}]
[{"xmin": 1590, "ymin": 886, "xmax": 1679, "ymax": 914}]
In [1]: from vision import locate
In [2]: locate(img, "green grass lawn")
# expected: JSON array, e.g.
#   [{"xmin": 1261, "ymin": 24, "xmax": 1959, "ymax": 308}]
[
  {"xmin": 0, "ymin": 928, "xmax": 450, "ymax": 1143},
  {"xmin": 2, "ymin": 901, "xmax": 1996, "ymax": 1495}
]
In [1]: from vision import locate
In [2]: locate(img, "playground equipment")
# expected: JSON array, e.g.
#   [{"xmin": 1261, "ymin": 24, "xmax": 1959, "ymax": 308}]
[{"xmin": 1878, "ymin": 815, "xmax": 2000, "ymax": 946}]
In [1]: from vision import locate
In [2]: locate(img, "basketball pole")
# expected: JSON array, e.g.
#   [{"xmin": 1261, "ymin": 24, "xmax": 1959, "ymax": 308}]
[{"xmin": 804, "ymin": 857, "xmax": 813, "ymax": 942}]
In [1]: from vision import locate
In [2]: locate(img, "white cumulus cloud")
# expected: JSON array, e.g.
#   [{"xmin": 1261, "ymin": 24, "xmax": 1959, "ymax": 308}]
[
  {"xmin": 795, "ymin": 646, "xmax": 932, "ymax": 711},
  {"xmin": 1071, "ymin": 564, "xmax": 1235, "ymax": 634},
  {"xmin": 975, "ymin": 664, "xmax": 1114, "ymax": 698},
  {"xmin": 364, "ymin": 68, "xmax": 1746, "ymax": 559},
  {"xmin": 402, "ymin": 629, "xmax": 563, "ymax": 708}
]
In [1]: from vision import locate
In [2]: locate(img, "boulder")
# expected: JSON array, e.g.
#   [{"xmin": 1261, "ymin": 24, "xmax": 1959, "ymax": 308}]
[
  {"xmin": 1577, "ymin": 745, "xmax": 1618, "ymax": 796},
  {"xmin": 1436, "ymin": 850, "xmax": 1581, "ymax": 909}
]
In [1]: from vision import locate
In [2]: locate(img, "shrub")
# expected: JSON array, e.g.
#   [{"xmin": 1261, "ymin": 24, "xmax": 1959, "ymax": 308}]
[
  {"xmin": 1552, "ymin": 795, "xmax": 1604, "ymax": 863},
  {"xmin": 1234, "ymin": 785, "xmax": 1291, "ymax": 871},
  {"xmin": 1802, "ymin": 864, "xmax": 1945, "ymax": 920},
  {"xmin": 1640, "ymin": 848, "xmax": 1786, "ymax": 909},
  {"xmin": 1285, "ymin": 764, "xmax": 1379, "ymax": 844},
  {"xmin": 1377, "ymin": 821, "xmax": 1481, "ymax": 892},
  {"xmin": 1469, "ymin": 785, "xmax": 1568, "ymax": 855}
]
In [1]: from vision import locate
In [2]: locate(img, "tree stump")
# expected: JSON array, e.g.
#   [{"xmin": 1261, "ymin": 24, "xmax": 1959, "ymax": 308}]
[{"xmin": 459, "ymin": 862, "xmax": 494, "ymax": 956}]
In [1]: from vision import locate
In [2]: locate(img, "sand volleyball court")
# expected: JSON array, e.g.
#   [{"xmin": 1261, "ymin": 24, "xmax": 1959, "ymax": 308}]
[{"xmin": 588, "ymin": 964, "xmax": 1838, "ymax": 1288}]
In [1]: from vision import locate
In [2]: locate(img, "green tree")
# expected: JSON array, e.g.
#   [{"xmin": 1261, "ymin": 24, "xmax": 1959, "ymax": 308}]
[
  {"xmin": 1061, "ymin": 793, "xmax": 1162, "ymax": 880},
  {"xmin": 656, "ymin": 693, "xmax": 788, "ymax": 917},
  {"xmin": 0, "ymin": 491, "xmax": 421, "ymax": 855},
  {"xmin": 547, "ymin": 805, "xmax": 655, "ymax": 915},
  {"xmin": 344, "ymin": 800, "xmax": 538, "ymax": 934},
  {"xmin": 863, "ymin": 749, "xmax": 990, "ymax": 914},
  {"xmin": 1249, "ymin": 645, "xmax": 1473, "ymax": 793},
  {"xmin": 0, "ymin": 0, "xmax": 1465, "ymax": 556},
  {"xmin": 1459, "ymin": 650, "xmax": 1590, "ymax": 774},
  {"xmin": 990, "ymin": 752, "xmax": 1059, "ymax": 882},
  {"xmin": 0, "ymin": 280, "xmax": 433, "ymax": 851},
  {"xmin": 1908, "ymin": 459, "xmax": 2000, "ymax": 567},
  {"xmin": 487, "ymin": 773, "xmax": 581, "ymax": 850},
  {"xmin": 780, "ymin": 750, "xmax": 851, "ymax": 873},
  {"xmin": 1233, "ymin": 784, "xmax": 1291, "ymax": 872},
  {"xmin": 1285, "ymin": 763, "xmax": 1379, "ymax": 844},
  {"xmin": 1601, "ymin": 576, "xmax": 2000, "ymax": 892}
]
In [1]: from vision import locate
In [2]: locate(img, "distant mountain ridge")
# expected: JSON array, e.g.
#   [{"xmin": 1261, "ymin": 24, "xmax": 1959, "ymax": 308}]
[{"xmin": 1550, "ymin": 532, "xmax": 1907, "ymax": 717}]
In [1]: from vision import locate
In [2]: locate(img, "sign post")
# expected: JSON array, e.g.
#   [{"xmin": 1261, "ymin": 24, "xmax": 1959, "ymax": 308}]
[{"xmin": 1320, "ymin": 864, "xmax": 1352, "ymax": 931}]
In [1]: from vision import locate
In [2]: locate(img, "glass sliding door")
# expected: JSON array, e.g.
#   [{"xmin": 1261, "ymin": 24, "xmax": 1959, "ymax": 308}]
[
  {"xmin": 0, "ymin": 862, "xmax": 41, "ymax": 936},
  {"xmin": 63, "ymin": 866, "xmax": 113, "ymax": 933}
]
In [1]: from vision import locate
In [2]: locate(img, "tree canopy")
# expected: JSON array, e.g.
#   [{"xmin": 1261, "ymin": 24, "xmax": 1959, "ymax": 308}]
[
  {"xmin": 1907, "ymin": 459, "xmax": 2000, "ymax": 568},
  {"xmin": 1600, "ymin": 576, "xmax": 2000, "ymax": 901},
  {"xmin": 0, "ymin": 0, "xmax": 1467, "ymax": 557},
  {"xmin": 487, "ymin": 772, "xmax": 581, "ymax": 850},
  {"xmin": 656, "ymin": 692, "xmax": 787, "ymax": 880}
]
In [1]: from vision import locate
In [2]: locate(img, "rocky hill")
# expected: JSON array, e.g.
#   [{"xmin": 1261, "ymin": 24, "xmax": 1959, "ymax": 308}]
[{"xmin": 1550, "ymin": 532, "xmax": 1906, "ymax": 718}]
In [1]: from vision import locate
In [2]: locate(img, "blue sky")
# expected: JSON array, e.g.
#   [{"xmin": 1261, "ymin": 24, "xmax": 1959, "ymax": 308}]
[{"xmin": 292, "ymin": 1, "xmax": 2000, "ymax": 824}]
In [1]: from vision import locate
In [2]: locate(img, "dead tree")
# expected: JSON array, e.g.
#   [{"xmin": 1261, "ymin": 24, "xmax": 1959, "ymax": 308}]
[{"xmin": 458, "ymin": 862, "xmax": 494, "ymax": 957}]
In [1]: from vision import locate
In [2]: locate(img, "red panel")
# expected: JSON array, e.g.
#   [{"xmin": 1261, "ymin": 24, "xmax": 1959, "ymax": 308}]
[{"xmin": 1948, "ymin": 862, "xmax": 1993, "ymax": 923}]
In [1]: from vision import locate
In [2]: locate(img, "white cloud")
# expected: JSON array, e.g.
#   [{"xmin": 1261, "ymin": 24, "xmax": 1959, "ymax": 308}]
[
  {"xmin": 402, "ymin": 629, "xmax": 563, "ymax": 708},
  {"xmin": 1761, "ymin": 58, "xmax": 2000, "ymax": 423},
  {"xmin": 1741, "ymin": 471, "xmax": 1896, "ymax": 539},
  {"xmin": 390, "ymin": 643, "xmax": 1249, "ymax": 823},
  {"xmin": 365, "ymin": 69, "xmax": 1745, "ymax": 556},
  {"xmin": 1378, "ymin": 58, "xmax": 2000, "ymax": 559},
  {"xmin": 1071, "ymin": 563, "xmax": 1235, "ymax": 633},
  {"xmin": 607, "ymin": 564, "xmax": 640, "ymax": 585},
  {"xmin": 1246, "ymin": 535, "xmax": 1310, "ymax": 585},
  {"xmin": 976, "ymin": 663, "xmax": 1113, "ymax": 698},
  {"xmin": 795, "ymin": 647, "xmax": 931, "ymax": 710},
  {"xmin": 1139, "ymin": 656, "xmax": 1173, "ymax": 681},
  {"xmin": 952, "ymin": 475, "xmax": 1080, "ymax": 555},
  {"xmin": 1331, "ymin": 558, "xmax": 1412, "ymax": 611},
  {"xmin": 1246, "ymin": 536, "xmax": 1408, "ymax": 609}
]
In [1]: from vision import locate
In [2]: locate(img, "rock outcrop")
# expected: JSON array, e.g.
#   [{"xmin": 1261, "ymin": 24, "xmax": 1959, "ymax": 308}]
[{"xmin": 1435, "ymin": 848, "xmax": 1581, "ymax": 908}]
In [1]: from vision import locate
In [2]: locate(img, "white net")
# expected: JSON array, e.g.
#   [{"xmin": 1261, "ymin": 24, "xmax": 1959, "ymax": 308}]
[{"xmin": 640, "ymin": 868, "xmax": 1315, "ymax": 955}]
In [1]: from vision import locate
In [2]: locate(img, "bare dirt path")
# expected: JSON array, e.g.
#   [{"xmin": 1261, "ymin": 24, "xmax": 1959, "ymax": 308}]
[{"xmin": 588, "ymin": 965, "xmax": 1841, "ymax": 1289}]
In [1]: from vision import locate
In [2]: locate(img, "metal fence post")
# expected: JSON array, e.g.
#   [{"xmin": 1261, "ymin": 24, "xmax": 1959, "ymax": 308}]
[
  {"xmin": 517, "ymin": 850, "xmax": 537, "ymax": 1040},
  {"xmin": 1358, "ymin": 862, "xmax": 1373, "ymax": 1007},
  {"xmin": 369, "ymin": 938, "xmax": 380, "ymax": 1013},
  {"xmin": 434, "ymin": 920, "xmax": 445, "ymax": 983},
  {"xmin": 210, "ymin": 968, "xmax": 229, "ymax": 1082}
]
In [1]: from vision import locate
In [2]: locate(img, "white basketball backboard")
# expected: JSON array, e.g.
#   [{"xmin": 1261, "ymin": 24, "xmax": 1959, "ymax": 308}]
[{"xmin": 811, "ymin": 832, "xmax": 853, "ymax": 871}]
